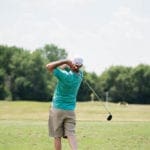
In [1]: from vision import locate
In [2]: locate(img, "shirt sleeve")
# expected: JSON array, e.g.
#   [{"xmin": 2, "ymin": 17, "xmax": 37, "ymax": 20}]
[{"xmin": 53, "ymin": 68, "xmax": 68, "ymax": 81}]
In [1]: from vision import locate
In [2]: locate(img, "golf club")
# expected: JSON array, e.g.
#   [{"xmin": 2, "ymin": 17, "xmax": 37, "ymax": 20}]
[{"xmin": 84, "ymin": 80, "xmax": 112, "ymax": 121}]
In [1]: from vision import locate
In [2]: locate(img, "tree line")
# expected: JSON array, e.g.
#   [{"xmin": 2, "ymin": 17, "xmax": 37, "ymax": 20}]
[{"xmin": 0, "ymin": 44, "xmax": 150, "ymax": 104}]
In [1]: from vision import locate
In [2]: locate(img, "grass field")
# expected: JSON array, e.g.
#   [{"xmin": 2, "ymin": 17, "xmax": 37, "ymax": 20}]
[{"xmin": 0, "ymin": 101, "xmax": 150, "ymax": 150}]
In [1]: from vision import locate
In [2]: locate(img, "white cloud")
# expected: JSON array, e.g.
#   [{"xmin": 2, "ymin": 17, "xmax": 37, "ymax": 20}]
[
  {"xmin": 0, "ymin": 1, "xmax": 149, "ymax": 74},
  {"xmin": 108, "ymin": 7, "xmax": 144, "ymax": 39},
  {"xmin": 98, "ymin": 6, "xmax": 149, "ymax": 66},
  {"xmin": 51, "ymin": 0, "xmax": 96, "ymax": 5},
  {"xmin": 65, "ymin": 6, "xmax": 149, "ymax": 73}
]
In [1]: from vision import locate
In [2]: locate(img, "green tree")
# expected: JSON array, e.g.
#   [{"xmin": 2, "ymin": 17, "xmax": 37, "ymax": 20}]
[
  {"xmin": 131, "ymin": 64, "xmax": 150, "ymax": 104},
  {"xmin": 10, "ymin": 50, "xmax": 49, "ymax": 100},
  {"xmin": 0, "ymin": 69, "xmax": 7, "ymax": 99},
  {"xmin": 37, "ymin": 44, "xmax": 68, "ymax": 62},
  {"xmin": 9, "ymin": 48, "xmax": 31, "ymax": 100},
  {"xmin": 1, "ymin": 44, "xmax": 150, "ymax": 103},
  {"xmin": 99, "ymin": 66, "xmax": 133, "ymax": 102},
  {"xmin": 77, "ymin": 71, "xmax": 100, "ymax": 101},
  {"xmin": 0, "ymin": 45, "xmax": 23, "ymax": 100}
]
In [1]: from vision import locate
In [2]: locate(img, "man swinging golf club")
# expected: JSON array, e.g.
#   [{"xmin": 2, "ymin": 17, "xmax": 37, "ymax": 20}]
[{"xmin": 46, "ymin": 57, "xmax": 83, "ymax": 150}]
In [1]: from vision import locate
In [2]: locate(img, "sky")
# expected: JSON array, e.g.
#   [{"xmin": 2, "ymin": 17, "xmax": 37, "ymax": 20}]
[{"xmin": 0, "ymin": 0, "xmax": 149, "ymax": 74}]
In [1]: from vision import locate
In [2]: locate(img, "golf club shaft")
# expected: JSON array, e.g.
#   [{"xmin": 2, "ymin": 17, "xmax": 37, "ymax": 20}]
[{"xmin": 84, "ymin": 80, "xmax": 111, "ymax": 114}]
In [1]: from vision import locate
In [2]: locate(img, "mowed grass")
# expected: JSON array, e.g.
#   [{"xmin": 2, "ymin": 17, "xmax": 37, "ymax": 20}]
[{"xmin": 0, "ymin": 101, "xmax": 150, "ymax": 150}]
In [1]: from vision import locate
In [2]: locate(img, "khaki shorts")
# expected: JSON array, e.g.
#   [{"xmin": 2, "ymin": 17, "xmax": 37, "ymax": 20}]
[{"xmin": 48, "ymin": 108, "xmax": 76, "ymax": 138}]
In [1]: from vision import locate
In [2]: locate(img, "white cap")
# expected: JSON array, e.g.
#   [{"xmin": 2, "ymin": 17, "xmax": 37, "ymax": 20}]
[{"xmin": 72, "ymin": 57, "xmax": 83, "ymax": 66}]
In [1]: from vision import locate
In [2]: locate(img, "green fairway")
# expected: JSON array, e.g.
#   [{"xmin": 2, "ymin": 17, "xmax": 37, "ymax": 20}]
[{"xmin": 0, "ymin": 101, "xmax": 150, "ymax": 150}]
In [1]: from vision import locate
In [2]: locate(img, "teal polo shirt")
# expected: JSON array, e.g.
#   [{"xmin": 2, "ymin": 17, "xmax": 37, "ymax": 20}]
[{"xmin": 52, "ymin": 68, "xmax": 83, "ymax": 110}]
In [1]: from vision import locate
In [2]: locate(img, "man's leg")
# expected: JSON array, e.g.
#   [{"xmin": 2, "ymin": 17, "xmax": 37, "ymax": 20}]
[
  {"xmin": 54, "ymin": 137, "xmax": 61, "ymax": 150},
  {"xmin": 67, "ymin": 135, "xmax": 78, "ymax": 150}
]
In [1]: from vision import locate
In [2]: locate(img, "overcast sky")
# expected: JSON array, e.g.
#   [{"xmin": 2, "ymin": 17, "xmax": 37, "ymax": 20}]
[{"xmin": 0, "ymin": 0, "xmax": 149, "ymax": 74}]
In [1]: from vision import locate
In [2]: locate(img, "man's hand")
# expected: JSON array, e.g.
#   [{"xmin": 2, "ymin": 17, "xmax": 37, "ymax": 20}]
[{"xmin": 65, "ymin": 60, "xmax": 73, "ymax": 67}]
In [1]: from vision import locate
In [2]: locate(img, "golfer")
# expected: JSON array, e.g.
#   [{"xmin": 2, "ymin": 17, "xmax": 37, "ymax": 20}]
[{"xmin": 46, "ymin": 57, "xmax": 83, "ymax": 150}]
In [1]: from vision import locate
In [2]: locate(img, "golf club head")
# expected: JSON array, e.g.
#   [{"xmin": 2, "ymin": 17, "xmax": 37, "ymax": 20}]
[{"xmin": 107, "ymin": 114, "xmax": 112, "ymax": 121}]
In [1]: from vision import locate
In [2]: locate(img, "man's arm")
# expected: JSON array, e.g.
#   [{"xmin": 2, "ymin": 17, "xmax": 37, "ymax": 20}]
[{"xmin": 46, "ymin": 59, "xmax": 72, "ymax": 72}]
